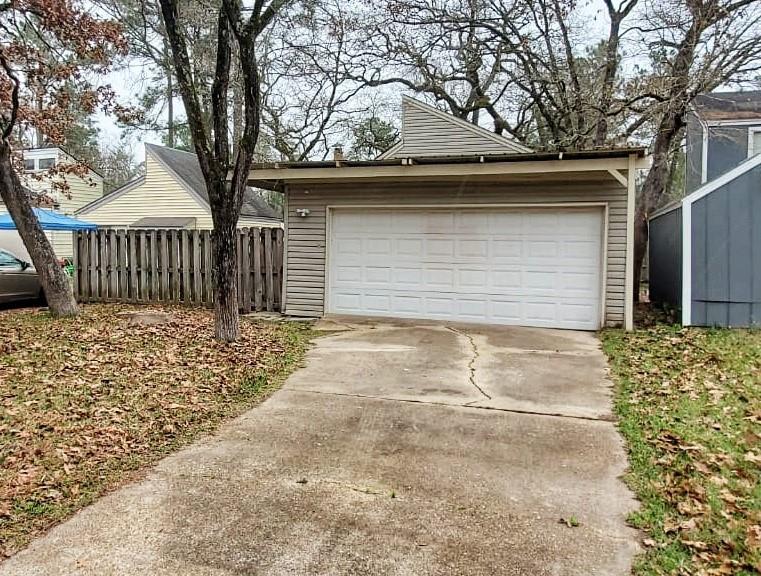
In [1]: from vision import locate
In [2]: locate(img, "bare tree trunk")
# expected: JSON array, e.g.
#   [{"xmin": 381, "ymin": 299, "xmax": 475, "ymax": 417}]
[
  {"xmin": 167, "ymin": 71, "xmax": 175, "ymax": 148},
  {"xmin": 633, "ymin": 110, "xmax": 684, "ymax": 299},
  {"xmin": 209, "ymin": 181, "xmax": 239, "ymax": 341},
  {"xmin": 0, "ymin": 140, "xmax": 78, "ymax": 316}
]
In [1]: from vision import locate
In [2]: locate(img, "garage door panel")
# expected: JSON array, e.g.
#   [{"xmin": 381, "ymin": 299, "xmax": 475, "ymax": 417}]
[{"xmin": 329, "ymin": 207, "xmax": 603, "ymax": 330}]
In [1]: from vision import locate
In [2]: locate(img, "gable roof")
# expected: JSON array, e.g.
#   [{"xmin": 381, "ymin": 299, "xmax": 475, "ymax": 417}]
[
  {"xmin": 78, "ymin": 144, "xmax": 280, "ymax": 221},
  {"xmin": 693, "ymin": 91, "xmax": 761, "ymax": 122},
  {"xmin": 146, "ymin": 144, "xmax": 279, "ymax": 220},
  {"xmin": 378, "ymin": 95, "xmax": 532, "ymax": 159}
]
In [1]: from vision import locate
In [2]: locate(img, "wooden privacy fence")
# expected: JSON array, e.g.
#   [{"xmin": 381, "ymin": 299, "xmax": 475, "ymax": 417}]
[{"xmin": 72, "ymin": 227, "xmax": 284, "ymax": 312}]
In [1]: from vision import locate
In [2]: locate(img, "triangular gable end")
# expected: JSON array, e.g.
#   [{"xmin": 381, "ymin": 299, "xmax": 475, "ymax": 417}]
[{"xmin": 379, "ymin": 96, "xmax": 531, "ymax": 159}]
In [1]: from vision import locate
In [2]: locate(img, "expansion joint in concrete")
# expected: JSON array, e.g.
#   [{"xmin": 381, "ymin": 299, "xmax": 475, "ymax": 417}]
[{"xmin": 446, "ymin": 326, "xmax": 491, "ymax": 400}]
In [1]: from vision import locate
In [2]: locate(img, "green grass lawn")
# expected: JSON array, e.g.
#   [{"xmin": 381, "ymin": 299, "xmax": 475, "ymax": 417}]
[
  {"xmin": 602, "ymin": 326, "xmax": 761, "ymax": 575},
  {"xmin": 0, "ymin": 304, "xmax": 313, "ymax": 558}
]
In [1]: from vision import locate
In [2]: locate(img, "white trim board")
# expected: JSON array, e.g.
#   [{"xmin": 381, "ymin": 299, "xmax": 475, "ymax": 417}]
[
  {"xmin": 748, "ymin": 127, "xmax": 761, "ymax": 158},
  {"xmin": 683, "ymin": 151, "xmax": 761, "ymax": 205},
  {"xmin": 624, "ymin": 154, "xmax": 636, "ymax": 331}
]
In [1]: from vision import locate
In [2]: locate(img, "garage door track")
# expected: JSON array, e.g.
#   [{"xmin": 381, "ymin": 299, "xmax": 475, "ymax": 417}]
[{"xmin": 0, "ymin": 319, "xmax": 639, "ymax": 576}]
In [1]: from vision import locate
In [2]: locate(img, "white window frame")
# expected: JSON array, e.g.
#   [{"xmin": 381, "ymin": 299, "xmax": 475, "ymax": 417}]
[{"xmin": 747, "ymin": 126, "xmax": 761, "ymax": 158}]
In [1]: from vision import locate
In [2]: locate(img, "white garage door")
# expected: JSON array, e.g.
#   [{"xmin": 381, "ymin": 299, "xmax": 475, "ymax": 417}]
[{"xmin": 328, "ymin": 207, "xmax": 604, "ymax": 330}]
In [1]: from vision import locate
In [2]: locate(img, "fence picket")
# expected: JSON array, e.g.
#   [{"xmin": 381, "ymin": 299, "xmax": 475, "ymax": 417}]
[
  {"xmin": 264, "ymin": 229, "xmax": 274, "ymax": 312},
  {"xmin": 72, "ymin": 227, "xmax": 282, "ymax": 311}
]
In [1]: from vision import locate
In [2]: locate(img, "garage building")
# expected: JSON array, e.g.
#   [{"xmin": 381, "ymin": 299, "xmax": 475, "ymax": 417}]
[{"xmin": 248, "ymin": 97, "xmax": 648, "ymax": 330}]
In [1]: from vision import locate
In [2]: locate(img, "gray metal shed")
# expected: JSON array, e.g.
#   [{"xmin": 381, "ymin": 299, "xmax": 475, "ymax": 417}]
[{"xmin": 649, "ymin": 153, "xmax": 761, "ymax": 327}]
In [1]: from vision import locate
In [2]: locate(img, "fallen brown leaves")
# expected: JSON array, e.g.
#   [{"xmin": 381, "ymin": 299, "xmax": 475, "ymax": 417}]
[
  {"xmin": 0, "ymin": 304, "xmax": 311, "ymax": 558},
  {"xmin": 602, "ymin": 326, "xmax": 761, "ymax": 576}
]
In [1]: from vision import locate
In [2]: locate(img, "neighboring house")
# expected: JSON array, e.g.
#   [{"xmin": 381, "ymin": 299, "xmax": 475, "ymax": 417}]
[
  {"xmin": 650, "ymin": 91, "xmax": 761, "ymax": 327},
  {"xmin": 78, "ymin": 144, "xmax": 281, "ymax": 229},
  {"xmin": 0, "ymin": 147, "xmax": 103, "ymax": 260},
  {"xmin": 247, "ymin": 95, "xmax": 648, "ymax": 331},
  {"xmin": 684, "ymin": 91, "xmax": 761, "ymax": 193}
]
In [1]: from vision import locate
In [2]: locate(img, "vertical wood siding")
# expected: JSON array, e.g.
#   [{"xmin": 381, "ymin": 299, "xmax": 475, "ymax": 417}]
[
  {"xmin": 285, "ymin": 179, "xmax": 629, "ymax": 326},
  {"xmin": 691, "ymin": 164, "xmax": 761, "ymax": 326}
]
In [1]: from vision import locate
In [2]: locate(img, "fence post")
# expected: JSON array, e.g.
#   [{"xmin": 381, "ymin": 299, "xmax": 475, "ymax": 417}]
[
  {"xmin": 264, "ymin": 228, "xmax": 274, "ymax": 311},
  {"xmin": 253, "ymin": 228, "xmax": 263, "ymax": 311},
  {"xmin": 274, "ymin": 228, "xmax": 284, "ymax": 311},
  {"xmin": 150, "ymin": 230, "xmax": 158, "ymax": 301},
  {"xmin": 72, "ymin": 231, "xmax": 80, "ymax": 300}
]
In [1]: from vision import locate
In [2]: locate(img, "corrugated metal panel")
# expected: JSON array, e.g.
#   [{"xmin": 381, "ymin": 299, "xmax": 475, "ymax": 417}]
[
  {"xmin": 691, "ymin": 163, "xmax": 761, "ymax": 326},
  {"xmin": 285, "ymin": 180, "xmax": 628, "ymax": 326},
  {"xmin": 648, "ymin": 207, "xmax": 682, "ymax": 308}
]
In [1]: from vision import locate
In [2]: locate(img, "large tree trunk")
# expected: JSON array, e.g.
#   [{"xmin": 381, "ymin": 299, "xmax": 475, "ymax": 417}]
[
  {"xmin": 209, "ymin": 181, "xmax": 239, "ymax": 341},
  {"xmin": 0, "ymin": 140, "xmax": 78, "ymax": 316},
  {"xmin": 633, "ymin": 111, "xmax": 684, "ymax": 299}
]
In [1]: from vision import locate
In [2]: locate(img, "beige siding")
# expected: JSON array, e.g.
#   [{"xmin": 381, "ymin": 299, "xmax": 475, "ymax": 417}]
[
  {"xmin": 285, "ymin": 179, "xmax": 628, "ymax": 327},
  {"xmin": 81, "ymin": 155, "xmax": 214, "ymax": 228},
  {"xmin": 8, "ymin": 156, "xmax": 103, "ymax": 259},
  {"xmin": 81, "ymin": 155, "xmax": 280, "ymax": 232},
  {"xmin": 384, "ymin": 98, "xmax": 525, "ymax": 158}
]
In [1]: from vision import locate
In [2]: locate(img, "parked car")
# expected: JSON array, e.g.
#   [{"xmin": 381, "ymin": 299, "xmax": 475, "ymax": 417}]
[{"xmin": 0, "ymin": 248, "xmax": 42, "ymax": 304}]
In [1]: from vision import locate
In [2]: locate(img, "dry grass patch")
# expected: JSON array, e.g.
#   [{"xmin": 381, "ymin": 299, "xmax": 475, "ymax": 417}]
[
  {"xmin": 602, "ymin": 326, "xmax": 761, "ymax": 575},
  {"xmin": 0, "ymin": 304, "xmax": 312, "ymax": 558}
]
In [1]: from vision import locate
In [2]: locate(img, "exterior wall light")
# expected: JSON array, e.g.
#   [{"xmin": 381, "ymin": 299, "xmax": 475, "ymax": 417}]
[{"xmin": 295, "ymin": 208, "xmax": 310, "ymax": 218}]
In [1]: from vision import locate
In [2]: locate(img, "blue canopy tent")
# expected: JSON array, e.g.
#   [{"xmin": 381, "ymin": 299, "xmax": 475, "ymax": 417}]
[{"xmin": 0, "ymin": 208, "xmax": 97, "ymax": 231}]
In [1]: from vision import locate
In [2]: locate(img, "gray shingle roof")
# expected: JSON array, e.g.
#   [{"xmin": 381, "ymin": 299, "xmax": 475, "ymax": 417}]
[{"xmin": 145, "ymin": 144, "xmax": 281, "ymax": 221}]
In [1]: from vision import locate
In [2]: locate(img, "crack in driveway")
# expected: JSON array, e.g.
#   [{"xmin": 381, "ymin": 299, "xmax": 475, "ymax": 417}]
[{"xmin": 446, "ymin": 326, "xmax": 491, "ymax": 400}]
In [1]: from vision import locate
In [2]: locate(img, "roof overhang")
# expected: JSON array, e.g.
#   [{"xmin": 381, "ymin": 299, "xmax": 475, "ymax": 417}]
[{"xmin": 245, "ymin": 149, "xmax": 650, "ymax": 191}]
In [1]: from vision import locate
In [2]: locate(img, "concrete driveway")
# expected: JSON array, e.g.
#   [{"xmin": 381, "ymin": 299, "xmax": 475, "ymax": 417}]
[{"xmin": 0, "ymin": 319, "xmax": 639, "ymax": 576}]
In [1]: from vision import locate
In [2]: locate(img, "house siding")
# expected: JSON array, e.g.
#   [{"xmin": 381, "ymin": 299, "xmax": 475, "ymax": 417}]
[
  {"xmin": 691, "ymin": 163, "xmax": 761, "ymax": 327},
  {"xmin": 4, "ymin": 151, "xmax": 103, "ymax": 259},
  {"xmin": 284, "ymin": 179, "xmax": 629, "ymax": 326},
  {"xmin": 685, "ymin": 115, "xmax": 761, "ymax": 194},
  {"xmin": 648, "ymin": 207, "xmax": 682, "ymax": 308},
  {"xmin": 384, "ymin": 99, "xmax": 523, "ymax": 158},
  {"xmin": 81, "ymin": 155, "xmax": 215, "ymax": 228}
]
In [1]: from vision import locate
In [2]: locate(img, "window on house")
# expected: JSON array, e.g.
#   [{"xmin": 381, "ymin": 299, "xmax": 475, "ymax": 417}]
[
  {"xmin": 23, "ymin": 159, "xmax": 35, "ymax": 171},
  {"xmin": 750, "ymin": 129, "xmax": 761, "ymax": 158},
  {"xmin": 38, "ymin": 157, "xmax": 55, "ymax": 170}
]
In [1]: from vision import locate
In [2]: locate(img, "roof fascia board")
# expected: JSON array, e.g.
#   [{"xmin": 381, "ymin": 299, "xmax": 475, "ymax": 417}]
[
  {"xmin": 376, "ymin": 141, "xmax": 404, "ymax": 160},
  {"xmin": 648, "ymin": 202, "xmax": 681, "ymax": 220},
  {"xmin": 246, "ymin": 156, "xmax": 649, "ymax": 183},
  {"xmin": 401, "ymin": 95, "xmax": 533, "ymax": 153},
  {"xmin": 704, "ymin": 118, "xmax": 761, "ymax": 127}
]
